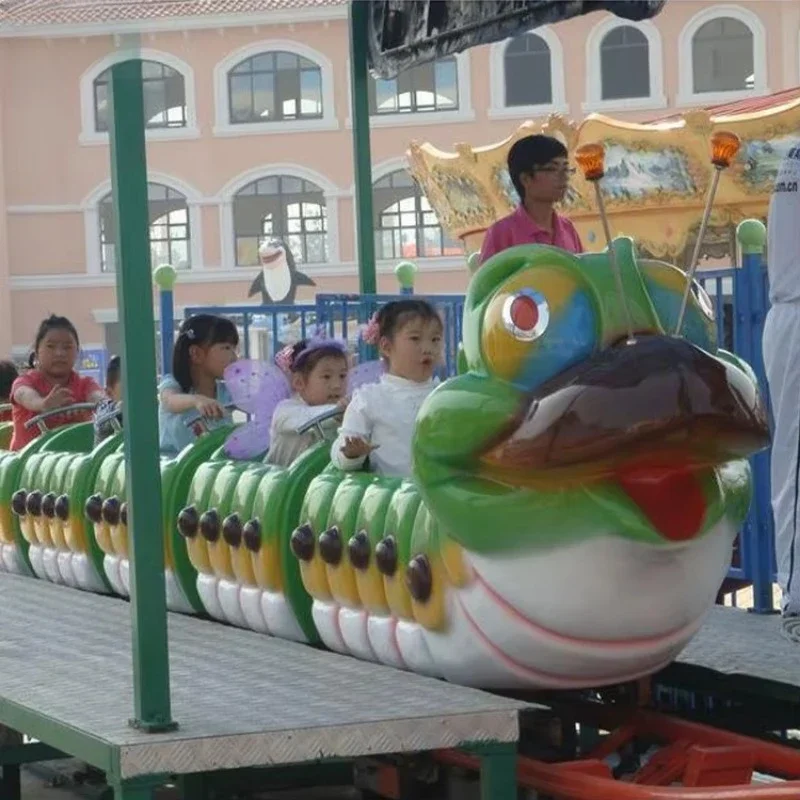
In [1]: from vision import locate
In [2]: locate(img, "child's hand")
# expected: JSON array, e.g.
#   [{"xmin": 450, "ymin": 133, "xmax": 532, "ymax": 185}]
[
  {"xmin": 42, "ymin": 386, "xmax": 74, "ymax": 411},
  {"xmin": 336, "ymin": 396, "xmax": 350, "ymax": 412},
  {"xmin": 193, "ymin": 395, "xmax": 224, "ymax": 419},
  {"xmin": 341, "ymin": 436, "xmax": 377, "ymax": 459}
]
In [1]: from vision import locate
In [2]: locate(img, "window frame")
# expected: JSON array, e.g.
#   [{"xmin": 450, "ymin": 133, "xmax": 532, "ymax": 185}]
[
  {"xmin": 219, "ymin": 165, "xmax": 342, "ymax": 270},
  {"xmin": 369, "ymin": 56, "xmax": 460, "ymax": 116},
  {"xmin": 83, "ymin": 174, "xmax": 204, "ymax": 275},
  {"xmin": 79, "ymin": 49, "xmax": 199, "ymax": 146},
  {"xmin": 93, "ymin": 60, "xmax": 189, "ymax": 133},
  {"xmin": 213, "ymin": 40, "xmax": 338, "ymax": 136},
  {"xmin": 226, "ymin": 50, "xmax": 325, "ymax": 126},
  {"xmin": 677, "ymin": 5, "xmax": 768, "ymax": 107},
  {"xmin": 232, "ymin": 175, "xmax": 329, "ymax": 267},
  {"xmin": 347, "ymin": 52, "xmax": 474, "ymax": 128},
  {"xmin": 372, "ymin": 168, "xmax": 460, "ymax": 261},
  {"xmin": 488, "ymin": 26, "xmax": 567, "ymax": 120},
  {"xmin": 583, "ymin": 17, "xmax": 665, "ymax": 113}
]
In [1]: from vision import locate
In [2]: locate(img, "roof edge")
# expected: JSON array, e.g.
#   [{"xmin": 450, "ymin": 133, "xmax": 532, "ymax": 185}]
[{"xmin": 0, "ymin": 4, "xmax": 349, "ymax": 39}]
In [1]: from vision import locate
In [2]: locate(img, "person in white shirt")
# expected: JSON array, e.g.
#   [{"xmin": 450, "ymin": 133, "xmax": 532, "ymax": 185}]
[
  {"xmin": 763, "ymin": 144, "xmax": 800, "ymax": 630},
  {"xmin": 266, "ymin": 337, "xmax": 349, "ymax": 468},
  {"xmin": 331, "ymin": 299, "xmax": 443, "ymax": 477}
]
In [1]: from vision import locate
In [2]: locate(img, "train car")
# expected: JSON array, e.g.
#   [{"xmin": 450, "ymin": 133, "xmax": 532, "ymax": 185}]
[{"xmin": 0, "ymin": 239, "xmax": 770, "ymax": 691}]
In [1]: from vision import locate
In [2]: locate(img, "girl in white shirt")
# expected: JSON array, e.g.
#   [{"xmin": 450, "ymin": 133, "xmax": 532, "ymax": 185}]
[
  {"xmin": 266, "ymin": 337, "xmax": 349, "ymax": 467},
  {"xmin": 331, "ymin": 299, "xmax": 443, "ymax": 477}
]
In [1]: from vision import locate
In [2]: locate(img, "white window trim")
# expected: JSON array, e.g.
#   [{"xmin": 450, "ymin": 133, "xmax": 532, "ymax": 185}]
[
  {"xmin": 9, "ymin": 258, "xmax": 468, "ymax": 292},
  {"xmin": 82, "ymin": 173, "xmax": 205, "ymax": 275},
  {"xmin": 345, "ymin": 53, "xmax": 475, "ymax": 129},
  {"xmin": 368, "ymin": 157, "xmax": 412, "ymax": 187},
  {"xmin": 212, "ymin": 39, "xmax": 339, "ymax": 137},
  {"xmin": 676, "ymin": 4, "xmax": 769, "ymax": 107},
  {"xmin": 79, "ymin": 48, "xmax": 199, "ymax": 146},
  {"xmin": 488, "ymin": 26, "xmax": 569, "ymax": 120},
  {"xmin": 218, "ymin": 163, "xmax": 344, "ymax": 270},
  {"xmin": 583, "ymin": 16, "xmax": 666, "ymax": 113}
]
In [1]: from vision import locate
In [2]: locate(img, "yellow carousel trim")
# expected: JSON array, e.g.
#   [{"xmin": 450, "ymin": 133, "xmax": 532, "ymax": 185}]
[{"xmin": 407, "ymin": 89, "xmax": 800, "ymax": 261}]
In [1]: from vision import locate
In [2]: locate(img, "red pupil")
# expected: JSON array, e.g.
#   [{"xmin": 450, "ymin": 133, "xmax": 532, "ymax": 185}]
[{"xmin": 510, "ymin": 295, "xmax": 539, "ymax": 331}]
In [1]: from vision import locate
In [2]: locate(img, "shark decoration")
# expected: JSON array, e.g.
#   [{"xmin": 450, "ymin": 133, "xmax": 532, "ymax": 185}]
[{"xmin": 248, "ymin": 238, "xmax": 316, "ymax": 305}]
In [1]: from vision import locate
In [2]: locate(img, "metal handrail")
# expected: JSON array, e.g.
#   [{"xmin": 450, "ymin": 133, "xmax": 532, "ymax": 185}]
[
  {"xmin": 183, "ymin": 402, "xmax": 238, "ymax": 433},
  {"xmin": 24, "ymin": 402, "xmax": 98, "ymax": 434},
  {"xmin": 295, "ymin": 407, "xmax": 343, "ymax": 438}
]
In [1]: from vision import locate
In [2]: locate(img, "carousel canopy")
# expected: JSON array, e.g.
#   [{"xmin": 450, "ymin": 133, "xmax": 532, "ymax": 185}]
[{"xmin": 367, "ymin": 0, "xmax": 666, "ymax": 78}]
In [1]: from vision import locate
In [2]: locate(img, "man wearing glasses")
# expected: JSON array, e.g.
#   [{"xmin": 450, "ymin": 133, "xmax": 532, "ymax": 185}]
[{"xmin": 480, "ymin": 134, "xmax": 583, "ymax": 264}]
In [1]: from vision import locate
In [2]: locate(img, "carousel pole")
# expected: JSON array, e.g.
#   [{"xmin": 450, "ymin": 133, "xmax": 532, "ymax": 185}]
[
  {"xmin": 673, "ymin": 131, "xmax": 741, "ymax": 336},
  {"xmin": 575, "ymin": 143, "xmax": 635, "ymax": 345}
]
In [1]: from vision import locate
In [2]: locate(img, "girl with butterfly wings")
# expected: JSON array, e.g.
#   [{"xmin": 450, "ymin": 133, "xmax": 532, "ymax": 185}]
[{"xmin": 222, "ymin": 332, "xmax": 384, "ymax": 464}]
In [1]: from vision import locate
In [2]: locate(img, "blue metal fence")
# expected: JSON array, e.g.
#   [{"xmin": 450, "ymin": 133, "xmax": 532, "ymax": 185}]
[
  {"xmin": 696, "ymin": 257, "xmax": 774, "ymax": 612},
  {"xmin": 183, "ymin": 303, "xmax": 318, "ymax": 360},
  {"xmin": 185, "ymin": 294, "xmax": 466, "ymax": 375},
  {"xmin": 184, "ymin": 259, "xmax": 776, "ymax": 612},
  {"xmin": 314, "ymin": 293, "xmax": 465, "ymax": 376}
]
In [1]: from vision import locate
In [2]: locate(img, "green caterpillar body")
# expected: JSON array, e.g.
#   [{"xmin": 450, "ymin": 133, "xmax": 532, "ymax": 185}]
[{"xmin": 0, "ymin": 241, "xmax": 772, "ymax": 689}]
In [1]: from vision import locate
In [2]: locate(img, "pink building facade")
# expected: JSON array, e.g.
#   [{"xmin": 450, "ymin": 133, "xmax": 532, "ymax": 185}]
[{"xmin": 0, "ymin": 0, "xmax": 797, "ymax": 359}]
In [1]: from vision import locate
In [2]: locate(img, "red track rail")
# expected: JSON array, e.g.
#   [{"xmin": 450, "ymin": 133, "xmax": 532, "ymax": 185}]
[{"xmin": 432, "ymin": 708, "xmax": 800, "ymax": 799}]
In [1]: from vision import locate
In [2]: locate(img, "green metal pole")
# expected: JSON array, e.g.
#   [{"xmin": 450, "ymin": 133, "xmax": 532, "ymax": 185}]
[
  {"xmin": 348, "ymin": 0, "xmax": 377, "ymax": 294},
  {"xmin": 108, "ymin": 53, "xmax": 177, "ymax": 733},
  {"xmin": 476, "ymin": 743, "xmax": 518, "ymax": 800}
]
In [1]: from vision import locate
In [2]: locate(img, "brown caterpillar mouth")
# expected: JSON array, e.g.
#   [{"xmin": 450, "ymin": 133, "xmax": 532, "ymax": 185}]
[{"xmin": 482, "ymin": 335, "xmax": 770, "ymax": 478}]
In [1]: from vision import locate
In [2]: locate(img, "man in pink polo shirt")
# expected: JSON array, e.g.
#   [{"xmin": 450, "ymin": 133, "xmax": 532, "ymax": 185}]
[{"xmin": 480, "ymin": 134, "xmax": 583, "ymax": 264}]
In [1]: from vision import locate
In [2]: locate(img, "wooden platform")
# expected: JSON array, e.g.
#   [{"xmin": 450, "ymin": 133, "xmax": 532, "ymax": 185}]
[
  {"xmin": 0, "ymin": 574, "xmax": 526, "ymax": 781},
  {"xmin": 668, "ymin": 605, "xmax": 800, "ymax": 699}
]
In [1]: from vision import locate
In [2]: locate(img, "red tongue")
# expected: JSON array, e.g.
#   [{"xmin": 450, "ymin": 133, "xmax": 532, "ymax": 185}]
[{"xmin": 617, "ymin": 462, "xmax": 706, "ymax": 542}]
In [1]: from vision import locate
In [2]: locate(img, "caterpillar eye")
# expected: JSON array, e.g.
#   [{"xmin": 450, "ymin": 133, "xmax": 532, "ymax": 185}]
[{"xmin": 502, "ymin": 289, "xmax": 550, "ymax": 342}]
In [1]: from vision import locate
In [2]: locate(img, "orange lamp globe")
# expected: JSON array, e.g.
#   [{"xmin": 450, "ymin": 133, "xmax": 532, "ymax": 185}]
[
  {"xmin": 710, "ymin": 130, "xmax": 741, "ymax": 169},
  {"xmin": 575, "ymin": 143, "xmax": 605, "ymax": 182}
]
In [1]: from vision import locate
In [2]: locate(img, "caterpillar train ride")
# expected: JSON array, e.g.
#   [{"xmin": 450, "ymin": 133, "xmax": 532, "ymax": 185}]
[{"xmin": 0, "ymin": 238, "xmax": 770, "ymax": 691}]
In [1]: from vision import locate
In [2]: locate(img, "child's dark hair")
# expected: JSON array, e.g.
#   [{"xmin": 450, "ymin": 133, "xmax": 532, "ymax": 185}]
[
  {"xmin": 172, "ymin": 314, "xmax": 239, "ymax": 392},
  {"xmin": 106, "ymin": 355, "xmax": 121, "ymax": 389},
  {"xmin": 0, "ymin": 360, "xmax": 18, "ymax": 400},
  {"xmin": 28, "ymin": 315, "xmax": 80, "ymax": 369},
  {"xmin": 507, "ymin": 134, "xmax": 569, "ymax": 199},
  {"xmin": 286, "ymin": 340, "xmax": 347, "ymax": 377},
  {"xmin": 375, "ymin": 299, "xmax": 442, "ymax": 342}
]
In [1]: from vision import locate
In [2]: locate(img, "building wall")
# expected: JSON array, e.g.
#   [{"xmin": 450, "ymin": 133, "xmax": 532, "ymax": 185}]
[{"xmin": 0, "ymin": 0, "xmax": 794, "ymax": 355}]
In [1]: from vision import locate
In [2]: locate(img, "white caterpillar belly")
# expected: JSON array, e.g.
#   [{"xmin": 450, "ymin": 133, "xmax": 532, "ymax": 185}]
[{"xmin": 308, "ymin": 517, "xmax": 735, "ymax": 689}]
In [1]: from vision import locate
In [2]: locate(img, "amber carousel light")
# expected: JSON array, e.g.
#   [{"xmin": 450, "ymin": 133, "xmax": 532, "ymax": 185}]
[
  {"xmin": 674, "ymin": 130, "xmax": 741, "ymax": 335},
  {"xmin": 577, "ymin": 142, "xmax": 635, "ymax": 344},
  {"xmin": 710, "ymin": 130, "xmax": 741, "ymax": 169},
  {"xmin": 575, "ymin": 143, "xmax": 606, "ymax": 182}
]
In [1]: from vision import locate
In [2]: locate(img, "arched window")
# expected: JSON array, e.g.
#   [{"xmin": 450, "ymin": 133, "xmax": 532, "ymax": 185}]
[
  {"xmin": 228, "ymin": 51, "xmax": 323, "ymax": 124},
  {"xmin": 370, "ymin": 57, "xmax": 458, "ymax": 115},
  {"xmin": 98, "ymin": 183, "xmax": 190, "ymax": 272},
  {"xmin": 692, "ymin": 16, "xmax": 754, "ymax": 94},
  {"xmin": 504, "ymin": 33, "xmax": 552, "ymax": 107},
  {"xmin": 373, "ymin": 170, "xmax": 461, "ymax": 260},
  {"xmin": 93, "ymin": 60, "xmax": 186, "ymax": 132},
  {"xmin": 233, "ymin": 175, "xmax": 327, "ymax": 265},
  {"xmin": 600, "ymin": 26, "xmax": 650, "ymax": 100}
]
